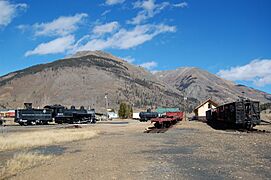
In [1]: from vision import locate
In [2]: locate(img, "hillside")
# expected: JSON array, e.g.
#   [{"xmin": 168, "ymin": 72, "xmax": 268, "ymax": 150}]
[
  {"xmin": 0, "ymin": 51, "xmax": 197, "ymax": 112},
  {"xmin": 156, "ymin": 67, "xmax": 271, "ymax": 104}
]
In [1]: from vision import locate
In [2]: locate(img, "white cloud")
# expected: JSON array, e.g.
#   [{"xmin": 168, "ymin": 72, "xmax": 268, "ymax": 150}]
[
  {"xmin": 0, "ymin": 0, "xmax": 27, "ymax": 28},
  {"xmin": 128, "ymin": 0, "xmax": 170, "ymax": 25},
  {"xmin": 217, "ymin": 59, "xmax": 271, "ymax": 87},
  {"xmin": 101, "ymin": 10, "xmax": 111, "ymax": 16},
  {"xmin": 105, "ymin": 0, "xmax": 125, "ymax": 5},
  {"xmin": 25, "ymin": 35, "xmax": 75, "ymax": 56},
  {"xmin": 92, "ymin": 21, "xmax": 119, "ymax": 36},
  {"xmin": 121, "ymin": 56, "xmax": 135, "ymax": 63},
  {"xmin": 173, "ymin": 2, "xmax": 188, "ymax": 8},
  {"xmin": 16, "ymin": 24, "xmax": 29, "ymax": 32},
  {"xmin": 32, "ymin": 13, "xmax": 88, "ymax": 37},
  {"xmin": 139, "ymin": 61, "xmax": 157, "ymax": 70},
  {"xmin": 73, "ymin": 24, "xmax": 176, "ymax": 52},
  {"xmin": 134, "ymin": 0, "xmax": 156, "ymax": 12}
]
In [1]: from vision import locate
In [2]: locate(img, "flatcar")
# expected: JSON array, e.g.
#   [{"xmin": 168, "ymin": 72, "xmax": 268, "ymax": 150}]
[
  {"xmin": 206, "ymin": 99, "xmax": 261, "ymax": 129},
  {"xmin": 151, "ymin": 112, "xmax": 184, "ymax": 128}
]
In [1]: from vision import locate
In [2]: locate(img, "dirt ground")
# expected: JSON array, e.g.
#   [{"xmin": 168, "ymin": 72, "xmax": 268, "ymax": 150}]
[{"xmin": 1, "ymin": 119, "xmax": 271, "ymax": 180}]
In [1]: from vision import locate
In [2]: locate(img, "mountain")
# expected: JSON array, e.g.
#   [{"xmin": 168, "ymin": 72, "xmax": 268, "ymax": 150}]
[
  {"xmin": 156, "ymin": 67, "xmax": 271, "ymax": 104},
  {"xmin": 0, "ymin": 51, "xmax": 197, "ymax": 112}
]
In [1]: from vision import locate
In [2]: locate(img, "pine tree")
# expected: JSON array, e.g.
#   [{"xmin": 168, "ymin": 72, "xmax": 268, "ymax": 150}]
[
  {"xmin": 118, "ymin": 102, "xmax": 133, "ymax": 119},
  {"xmin": 118, "ymin": 102, "xmax": 127, "ymax": 119}
]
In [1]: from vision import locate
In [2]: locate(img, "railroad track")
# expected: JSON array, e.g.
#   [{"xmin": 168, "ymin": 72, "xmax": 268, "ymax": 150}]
[
  {"xmin": 144, "ymin": 126, "xmax": 171, "ymax": 133},
  {"xmin": 238, "ymin": 128, "xmax": 271, "ymax": 134}
]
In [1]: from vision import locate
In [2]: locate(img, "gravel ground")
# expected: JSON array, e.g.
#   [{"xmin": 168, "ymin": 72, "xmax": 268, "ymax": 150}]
[{"xmin": 1, "ymin": 119, "xmax": 270, "ymax": 180}]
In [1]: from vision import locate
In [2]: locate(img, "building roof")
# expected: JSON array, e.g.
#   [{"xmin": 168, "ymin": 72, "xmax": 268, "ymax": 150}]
[
  {"xmin": 155, "ymin": 107, "xmax": 180, "ymax": 114},
  {"xmin": 194, "ymin": 98, "xmax": 219, "ymax": 111}
]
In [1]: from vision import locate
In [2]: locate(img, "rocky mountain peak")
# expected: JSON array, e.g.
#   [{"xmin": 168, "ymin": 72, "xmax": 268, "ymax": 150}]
[
  {"xmin": 69, "ymin": 50, "xmax": 124, "ymax": 63},
  {"xmin": 156, "ymin": 67, "xmax": 271, "ymax": 104}
]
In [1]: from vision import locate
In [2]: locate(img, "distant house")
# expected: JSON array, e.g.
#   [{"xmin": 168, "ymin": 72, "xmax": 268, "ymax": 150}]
[
  {"xmin": 194, "ymin": 99, "xmax": 219, "ymax": 117},
  {"xmin": 107, "ymin": 112, "xmax": 118, "ymax": 120}
]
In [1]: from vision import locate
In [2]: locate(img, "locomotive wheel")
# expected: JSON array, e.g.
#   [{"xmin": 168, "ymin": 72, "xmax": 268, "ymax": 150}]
[
  {"xmin": 56, "ymin": 120, "xmax": 63, "ymax": 124},
  {"xmin": 245, "ymin": 123, "xmax": 253, "ymax": 130},
  {"xmin": 19, "ymin": 122, "xmax": 25, "ymax": 126}
]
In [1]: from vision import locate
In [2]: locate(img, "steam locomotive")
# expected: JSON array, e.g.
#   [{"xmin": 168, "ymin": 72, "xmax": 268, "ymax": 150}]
[
  {"xmin": 15, "ymin": 103, "xmax": 96, "ymax": 126},
  {"xmin": 206, "ymin": 99, "xmax": 261, "ymax": 129}
]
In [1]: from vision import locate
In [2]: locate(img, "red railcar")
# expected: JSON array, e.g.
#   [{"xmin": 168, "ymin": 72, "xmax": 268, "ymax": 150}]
[{"xmin": 151, "ymin": 112, "xmax": 183, "ymax": 128}]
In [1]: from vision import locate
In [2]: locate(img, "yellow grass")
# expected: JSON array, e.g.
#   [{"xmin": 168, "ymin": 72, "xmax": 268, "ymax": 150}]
[
  {"xmin": 0, "ymin": 128, "xmax": 98, "ymax": 152},
  {"xmin": 1, "ymin": 152, "xmax": 52, "ymax": 179}
]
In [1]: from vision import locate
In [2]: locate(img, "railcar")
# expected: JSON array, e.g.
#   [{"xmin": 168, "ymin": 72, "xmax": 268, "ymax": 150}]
[
  {"xmin": 139, "ymin": 109, "xmax": 159, "ymax": 122},
  {"xmin": 15, "ymin": 103, "xmax": 53, "ymax": 125},
  {"xmin": 206, "ymin": 99, "xmax": 261, "ymax": 129},
  {"xmin": 151, "ymin": 112, "xmax": 184, "ymax": 128}
]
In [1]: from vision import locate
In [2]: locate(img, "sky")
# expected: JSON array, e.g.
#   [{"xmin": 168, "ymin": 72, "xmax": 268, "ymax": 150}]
[{"xmin": 0, "ymin": 0, "xmax": 271, "ymax": 93}]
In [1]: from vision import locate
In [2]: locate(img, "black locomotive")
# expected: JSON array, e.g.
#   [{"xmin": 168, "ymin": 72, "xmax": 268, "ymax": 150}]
[
  {"xmin": 206, "ymin": 99, "xmax": 261, "ymax": 129},
  {"xmin": 139, "ymin": 109, "xmax": 159, "ymax": 122},
  {"xmin": 44, "ymin": 104, "xmax": 96, "ymax": 124},
  {"xmin": 15, "ymin": 103, "xmax": 96, "ymax": 126}
]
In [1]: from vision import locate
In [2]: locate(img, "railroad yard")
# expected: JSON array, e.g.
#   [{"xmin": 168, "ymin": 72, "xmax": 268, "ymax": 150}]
[{"xmin": 0, "ymin": 118, "xmax": 270, "ymax": 180}]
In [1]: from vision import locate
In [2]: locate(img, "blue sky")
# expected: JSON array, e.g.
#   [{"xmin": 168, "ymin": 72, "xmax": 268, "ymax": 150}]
[{"xmin": 0, "ymin": 0, "xmax": 271, "ymax": 93}]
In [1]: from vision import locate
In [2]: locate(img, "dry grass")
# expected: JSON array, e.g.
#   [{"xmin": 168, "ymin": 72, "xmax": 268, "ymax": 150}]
[
  {"xmin": 0, "ymin": 128, "xmax": 98, "ymax": 152},
  {"xmin": 1, "ymin": 152, "xmax": 52, "ymax": 179}
]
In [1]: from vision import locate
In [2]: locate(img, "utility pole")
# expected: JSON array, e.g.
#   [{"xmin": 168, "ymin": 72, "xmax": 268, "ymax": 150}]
[
  {"xmin": 184, "ymin": 96, "xmax": 187, "ymax": 121},
  {"xmin": 105, "ymin": 93, "xmax": 108, "ymax": 120}
]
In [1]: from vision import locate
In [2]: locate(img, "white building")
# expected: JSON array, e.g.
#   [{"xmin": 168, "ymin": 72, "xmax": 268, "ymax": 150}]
[
  {"xmin": 194, "ymin": 99, "xmax": 218, "ymax": 117},
  {"xmin": 107, "ymin": 112, "xmax": 119, "ymax": 119},
  {"xmin": 132, "ymin": 113, "xmax": 140, "ymax": 119}
]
